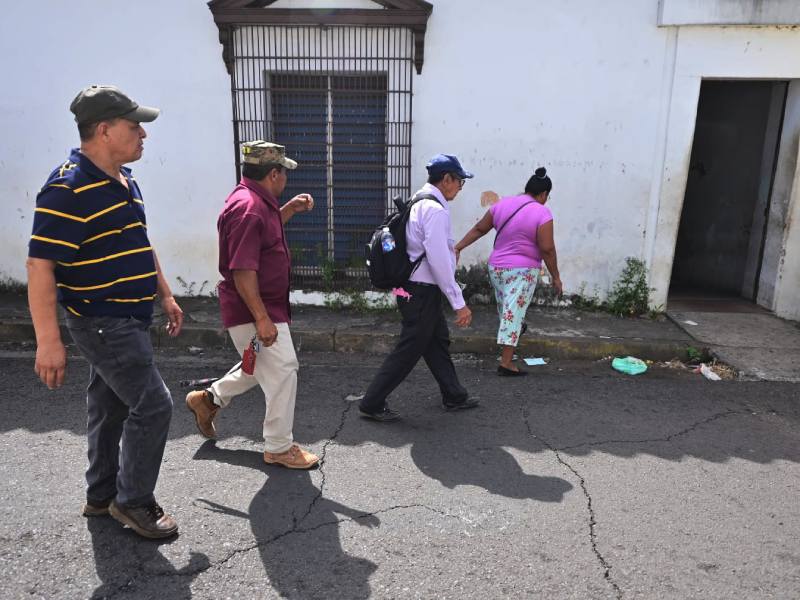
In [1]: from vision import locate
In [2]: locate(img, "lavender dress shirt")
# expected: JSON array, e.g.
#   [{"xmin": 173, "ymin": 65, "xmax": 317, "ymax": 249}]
[{"xmin": 406, "ymin": 183, "xmax": 466, "ymax": 310}]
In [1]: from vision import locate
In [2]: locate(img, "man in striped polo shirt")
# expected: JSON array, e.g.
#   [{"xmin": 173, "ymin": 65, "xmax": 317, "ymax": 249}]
[{"xmin": 27, "ymin": 85, "xmax": 183, "ymax": 539}]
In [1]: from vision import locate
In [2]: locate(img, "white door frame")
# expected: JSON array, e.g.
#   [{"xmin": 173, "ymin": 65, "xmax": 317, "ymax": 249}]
[{"xmin": 644, "ymin": 26, "xmax": 800, "ymax": 320}]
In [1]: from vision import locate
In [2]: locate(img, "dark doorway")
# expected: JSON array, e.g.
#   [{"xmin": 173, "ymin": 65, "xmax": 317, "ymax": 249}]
[{"xmin": 670, "ymin": 80, "xmax": 787, "ymax": 304}]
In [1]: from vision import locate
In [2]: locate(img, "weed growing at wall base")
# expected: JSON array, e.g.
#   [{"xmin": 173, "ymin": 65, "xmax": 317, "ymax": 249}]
[
  {"xmin": 455, "ymin": 263, "xmax": 494, "ymax": 305},
  {"xmin": 324, "ymin": 289, "xmax": 394, "ymax": 314},
  {"xmin": 605, "ymin": 258, "xmax": 654, "ymax": 317},
  {"xmin": 175, "ymin": 277, "xmax": 214, "ymax": 297},
  {"xmin": 0, "ymin": 277, "xmax": 26, "ymax": 295}
]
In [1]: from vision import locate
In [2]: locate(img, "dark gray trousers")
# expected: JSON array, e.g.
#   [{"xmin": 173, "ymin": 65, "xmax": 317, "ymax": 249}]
[
  {"xmin": 360, "ymin": 283, "xmax": 468, "ymax": 413},
  {"xmin": 66, "ymin": 315, "xmax": 172, "ymax": 507}
]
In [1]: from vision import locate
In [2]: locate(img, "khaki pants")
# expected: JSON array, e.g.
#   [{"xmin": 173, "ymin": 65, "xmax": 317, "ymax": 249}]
[{"xmin": 209, "ymin": 322, "xmax": 297, "ymax": 454}]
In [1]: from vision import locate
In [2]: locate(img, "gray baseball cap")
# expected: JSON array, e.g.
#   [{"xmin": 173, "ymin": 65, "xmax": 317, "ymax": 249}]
[{"xmin": 69, "ymin": 85, "xmax": 160, "ymax": 125}]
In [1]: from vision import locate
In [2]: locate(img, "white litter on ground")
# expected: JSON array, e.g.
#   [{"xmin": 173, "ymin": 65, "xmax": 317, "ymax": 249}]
[{"xmin": 523, "ymin": 357, "xmax": 547, "ymax": 366}]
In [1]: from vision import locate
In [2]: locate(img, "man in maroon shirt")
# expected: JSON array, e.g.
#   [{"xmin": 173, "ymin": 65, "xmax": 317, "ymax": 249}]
[{"xmin": 186, "ymin": 141, "xmax": 318, "ymax": 469}]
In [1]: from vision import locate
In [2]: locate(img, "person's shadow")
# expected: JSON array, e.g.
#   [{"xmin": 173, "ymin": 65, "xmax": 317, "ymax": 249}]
[
  {"xmin": 86, "ymin": 517, "xmax": 209, "ymax": 599},
  {"xmin": 344, "ymin": 404, "xmax": 573, "ymax": 503},
  {"xmin": 193, "ymin": 441, "xmax": 378, "ymax": 600},
  {"xmin": 410, "ymin": 439, "xmax": 573, "ymax": 501}
]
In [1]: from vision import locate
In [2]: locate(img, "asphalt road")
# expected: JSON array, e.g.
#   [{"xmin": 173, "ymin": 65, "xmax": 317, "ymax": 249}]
[{"xmin": 1, "ymin": 345, "xmax": 798, "ymax": 599}]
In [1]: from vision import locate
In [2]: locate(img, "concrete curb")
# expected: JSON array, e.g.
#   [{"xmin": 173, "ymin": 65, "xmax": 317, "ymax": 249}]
[{"xmin": 1, "ymin": 320, "xmax": 689, "ymax": 361}]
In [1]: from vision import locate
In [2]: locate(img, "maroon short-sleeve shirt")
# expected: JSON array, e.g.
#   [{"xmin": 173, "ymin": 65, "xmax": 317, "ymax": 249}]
[{"xmin": 217, "ymin": 177, "xmax": 291, "ymax": 328}]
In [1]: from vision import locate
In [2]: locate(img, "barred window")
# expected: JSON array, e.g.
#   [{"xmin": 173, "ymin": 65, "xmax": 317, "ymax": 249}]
[{"xmin": 231, "ymin": 26, "xmax": 414, "ymax": 289}]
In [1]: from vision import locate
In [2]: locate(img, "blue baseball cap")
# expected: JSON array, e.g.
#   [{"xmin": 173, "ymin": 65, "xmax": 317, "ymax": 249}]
[{"xmin": 425, "ymin": 154, "xmax": 474, "ymax": 179}]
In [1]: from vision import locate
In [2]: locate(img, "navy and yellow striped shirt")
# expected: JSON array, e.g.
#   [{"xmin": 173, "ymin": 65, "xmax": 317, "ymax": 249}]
[{"xmin": 28, "ymin": 149, "xmax": 158, "ymax": 319}]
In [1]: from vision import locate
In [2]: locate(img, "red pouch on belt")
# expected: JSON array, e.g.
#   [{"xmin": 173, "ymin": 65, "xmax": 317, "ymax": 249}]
[{"xmin": 242, "ymin": 336, "xmax": 258, "ymax": 375}]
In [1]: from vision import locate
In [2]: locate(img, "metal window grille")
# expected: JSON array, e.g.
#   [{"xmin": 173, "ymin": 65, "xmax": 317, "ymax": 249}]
[{"xmin": 230, "ymin": 25, "xmax": 415, "ymax": 290}]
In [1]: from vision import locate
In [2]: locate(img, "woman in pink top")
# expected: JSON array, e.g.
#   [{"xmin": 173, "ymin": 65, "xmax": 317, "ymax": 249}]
[{"xmin": 455, "ymin": 168, "xmax": 562, "ymax": 376}]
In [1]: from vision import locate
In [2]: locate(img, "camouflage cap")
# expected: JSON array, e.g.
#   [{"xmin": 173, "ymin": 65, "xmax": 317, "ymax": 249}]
[{"xmin": 241, "ymin": 140, "xmax": 298, "ymax": 170}]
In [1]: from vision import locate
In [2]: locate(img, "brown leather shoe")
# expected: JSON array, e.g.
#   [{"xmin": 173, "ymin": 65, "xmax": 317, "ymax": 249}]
[
  {"xmin": 109, "ymin": 500, "xmax": 178, "ymax": 539},
  {"xmin": 186, "ymin": 390, "xmax": 219, "ymax": 439},
  {"xmin": 263, "ymin": 444, "xmax": 320, "ymax": 469},
  {"xmin": 82, "ymin": 498, "xmax": 112, "ymax": 517}
]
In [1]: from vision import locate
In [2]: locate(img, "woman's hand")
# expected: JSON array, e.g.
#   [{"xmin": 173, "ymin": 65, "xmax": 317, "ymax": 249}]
[{"xmin": 552, "ymin": 277, "xmax": 563, "ymax": 297}]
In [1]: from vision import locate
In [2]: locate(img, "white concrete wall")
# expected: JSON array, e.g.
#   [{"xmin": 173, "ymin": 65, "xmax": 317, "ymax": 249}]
[
  {"xmin": 774, "ymin": 140, "xmax": 800, "ymax": 320},
  {"xmin": 2, "ymin": 0, "xmax": 800, "ymax": 319},
  {"xmin": 757, "ymin": 81, "xmax": 800, "ymax": 309},
  {"xmin": 0, "ymin": 0, "xmax": 233, "ymax": 294},
  {"xmin": 414, "ymin": 0, "xmax": 672, "ymax": 296},
  {"xmin": 659, "ymin": 0, "xmax": 800, "ymax": 26}
]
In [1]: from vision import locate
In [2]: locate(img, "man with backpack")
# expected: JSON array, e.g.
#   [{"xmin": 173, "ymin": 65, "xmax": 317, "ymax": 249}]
[{"xmin": 359, "ymin": 154, "xmax": 478, "ymax": 421}]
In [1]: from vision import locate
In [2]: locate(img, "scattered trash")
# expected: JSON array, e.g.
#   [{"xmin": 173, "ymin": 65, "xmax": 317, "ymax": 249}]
[
  {"xmin": 187, "ymin": 346, "xmax": 204, "ymax": 356},
  {"xmin": 523, "ymin": 357, "xmax": 547, "ymax": 366},
  {"xmin": 662, "ymin": 359, "xmax": 689, "ymax": 371},
  {"xmin": 709, "ymin": 361, "xmax": 737, "ymax": 380},
  {"xmin": 697, "ymin": 363, "xmax": 721, "ymax": 381},
  {"xmin": 683, "ymin": 320, "xmax": 699, "ymax": 326},
  {"xmin": 345, "ymin": 394, "xmax": 365, "ymax": 402},
  {"xmin": 451, "ymin": 353, "xmax": 481, "ymax": 365},
  {"xmin": 599, "ymin": 335, "xmax": 611, "ymax": 339},
  {"xmin": 611, "ymin": 356, "xmax": 648, "ymax": 376}
]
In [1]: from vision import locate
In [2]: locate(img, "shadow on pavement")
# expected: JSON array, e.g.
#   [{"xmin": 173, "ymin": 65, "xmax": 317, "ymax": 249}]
[
  {"xmin": 86, "ymin": 517, "xmax": 209, "ymax": 599},
  {"xmin": 5, "ymin": 354, "xmax": 800, "ymax": 469},
  {"xmin": 192, "ymin": 441, "xmax": 378, "ymax": 600}
]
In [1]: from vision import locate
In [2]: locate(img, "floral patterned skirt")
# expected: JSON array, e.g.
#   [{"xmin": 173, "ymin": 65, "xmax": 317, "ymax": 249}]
[{"xmin": 488, "ymin": 266, "xmax": 539, "ymax": 347}]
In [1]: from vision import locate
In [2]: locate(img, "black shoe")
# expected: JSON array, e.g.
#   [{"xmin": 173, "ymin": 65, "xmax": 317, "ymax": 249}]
[
  {"xmin": 442, "ymin": 398, "xmax": 479, "ymax": 411},
  {"xmin": 520, "ymin": 321, "xmax": 528, "ymax": 336},
  {"xmin": 497, "ymin": 365, "xmax": 528, "ymax": 377},
  {"xmin": 109, "ymin": 500, "xmax": 179, "ymax": 539},
  {"xmin": 358, "ymin": 406, "xmax": 401, "ymax": 422}
]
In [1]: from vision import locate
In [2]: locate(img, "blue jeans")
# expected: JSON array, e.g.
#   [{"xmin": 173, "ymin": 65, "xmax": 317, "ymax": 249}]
[{"xmin": 66, "ymin": 315, "xmax": 172, "ymax": 507}]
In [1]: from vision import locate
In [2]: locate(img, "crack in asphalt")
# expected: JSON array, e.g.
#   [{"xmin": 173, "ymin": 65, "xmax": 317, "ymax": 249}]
[
  {"xmin": 556, "ymin": 409, "xmax": 745, "ymax": 452},
  {"xmin": 294, "ymin": 397, "xmax": 354, "ymax": 529},
  {"xmin": 96, "ymin": 398, "xmax": 356, "ymax": 599},
  {"xmin": 521, "ymin": 407, "xmax": 753, "ymax": 599},
  {"xmin": 99, "ymin": 504, "xmax": 467, "ymax": 597},
  {"xmin": 522, "ymin": 405, "xmax": 624, "ymax": 600},
  {"xmin": 98, "ymin": 398, "xmax": 473, "ymax": 597}
]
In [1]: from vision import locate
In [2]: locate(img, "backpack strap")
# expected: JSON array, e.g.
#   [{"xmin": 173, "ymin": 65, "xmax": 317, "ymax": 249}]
[
  {"xmin": 493, "ymin": 200, "xmax": 537, "ymax": 248},
  {"xmin": 409, "ymin": 192, "xmax": 441, "ymax": 207},
  {"xmin": 405, "ymin": 192, "xmax": 441, "ymax": 273}
]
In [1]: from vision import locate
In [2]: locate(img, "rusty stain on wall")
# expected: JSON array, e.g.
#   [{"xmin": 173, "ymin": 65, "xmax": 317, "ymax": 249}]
[{"xmin": 480, "ymin": 191, "xmax": 500, "ymax": 207}]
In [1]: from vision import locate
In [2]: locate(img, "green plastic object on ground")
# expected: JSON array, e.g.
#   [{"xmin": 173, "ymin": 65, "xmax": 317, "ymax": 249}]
[{"xmin": 612, "ymin": 356, "xmax": 648, "ymax": 376}]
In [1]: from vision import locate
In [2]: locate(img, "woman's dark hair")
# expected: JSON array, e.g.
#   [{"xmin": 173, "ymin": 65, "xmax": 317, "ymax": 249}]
[
  {"xmin": 524, "ymin": 167, "xmax": 552, "ymax": 197},
  {"xmin": 242, "ymin": 162, "xmax": 283, "ymax": 181}
]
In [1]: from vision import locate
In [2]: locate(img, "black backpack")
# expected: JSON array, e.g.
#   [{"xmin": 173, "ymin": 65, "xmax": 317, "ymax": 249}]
[{"xmin": 366, "ymin": 193, "xmax": 439, "ymax": 290}]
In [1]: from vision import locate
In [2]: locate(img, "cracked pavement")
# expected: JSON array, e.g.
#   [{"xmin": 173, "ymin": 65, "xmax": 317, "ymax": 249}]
[{"xmin": 1, "ymin": 347, "xmax": 799, "ymax": 599}]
